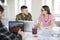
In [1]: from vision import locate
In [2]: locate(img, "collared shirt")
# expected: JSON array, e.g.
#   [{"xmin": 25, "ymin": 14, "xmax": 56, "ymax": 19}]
[
  {"xmin": 16, "ymin": 13, "xmax": 32, "ymax": 21},
  {"xmin": 39, "ymin": 14, "xmax": 55, "ymax": 26}
]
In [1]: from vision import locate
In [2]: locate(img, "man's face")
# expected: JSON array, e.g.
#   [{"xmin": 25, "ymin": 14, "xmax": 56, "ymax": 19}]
[
  {"xmin": 0, "ymin": 11, "xmax": 3, "ymax": 19},
  {"xmin": 21, "ymin": 8, "xmax": 28, "ymax": 14}
]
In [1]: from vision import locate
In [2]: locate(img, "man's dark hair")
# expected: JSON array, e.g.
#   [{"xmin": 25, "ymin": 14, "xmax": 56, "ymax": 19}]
[
  {"xmin": 0, "ymin": 5, "xmax": 4, "ymax": 13},
  {"xmin": 21, "ymin": 5, "xmax": 27, "ymax": 10}
]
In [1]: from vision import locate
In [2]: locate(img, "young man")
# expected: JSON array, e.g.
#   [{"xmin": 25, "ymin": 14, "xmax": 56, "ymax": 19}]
[
  {"xmin": 0, "ymin": 5, "xmax": 24, "ymax": 40},
  {"xmin": 16, "ymin": 5, "xmax": 32, "ymax": 21}
]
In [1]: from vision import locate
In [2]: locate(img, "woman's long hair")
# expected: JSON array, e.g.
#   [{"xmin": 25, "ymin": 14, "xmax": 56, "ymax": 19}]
[{"xmin": 42, "ymin": 5, "xmax": 51, "ymax": 15}]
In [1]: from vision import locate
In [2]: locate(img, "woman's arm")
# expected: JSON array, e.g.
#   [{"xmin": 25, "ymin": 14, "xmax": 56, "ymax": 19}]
[
  {"xmin": 44, "ymin": 20, "xmax": 55, "ymax": 29},
  {"xmin": 49, "ymin": 20, "xmax": 55, "ymax": 29},
  {"xmin": 36, "ymin": 20, "xmax": 55, "ymax": 29},
  {"xmin": 36, "ymin": 20, "xmax": 42, "ymax": 29}
]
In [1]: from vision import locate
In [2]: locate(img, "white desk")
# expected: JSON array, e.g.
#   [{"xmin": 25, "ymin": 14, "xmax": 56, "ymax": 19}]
[{"xmin": 24, "ymin": 30, "xmax": 60, "ymax": 40}]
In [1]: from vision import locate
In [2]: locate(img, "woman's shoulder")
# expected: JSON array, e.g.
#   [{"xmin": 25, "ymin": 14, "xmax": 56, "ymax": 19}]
[
  {"xmin": 49, "ymin": 14, "xmax": 55, "ymax": 20},
  {"xmin": 49, "ymin": 14, "xmax": 55, "ymax": 17}
]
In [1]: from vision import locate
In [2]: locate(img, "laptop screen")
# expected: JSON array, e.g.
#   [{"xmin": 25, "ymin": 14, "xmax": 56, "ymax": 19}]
[
  {"xmin": 23, "ymin": 21, "xmax": 34, "ymax": 32},
  {"xmin": 9, "ymin": 21, "xmax": 24, "ymax": 33}
]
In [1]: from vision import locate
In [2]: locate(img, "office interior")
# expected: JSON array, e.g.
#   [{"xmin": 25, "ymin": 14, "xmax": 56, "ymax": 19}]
[{"xmin": 0, "ymin": 0, "xmax": 60, "ymax": 40}]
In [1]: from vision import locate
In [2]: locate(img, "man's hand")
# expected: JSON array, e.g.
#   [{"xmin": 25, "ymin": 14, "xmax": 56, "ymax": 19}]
[{"xmin": 18, "ymin": 29, "xmax": 24, "ymax": 37}]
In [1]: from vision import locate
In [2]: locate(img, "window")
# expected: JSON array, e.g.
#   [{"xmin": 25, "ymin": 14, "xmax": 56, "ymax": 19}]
[
  {"xmin": 18, "ymin": 0, "xmax": 32, "ymax": 13},
  {"xmin": 25, "ymin": 0, "xmax": 32, "ymax": 13},
  {"xmin": 42, "ymin": 0, "xmax": 60, "ymax": 17},
  {"xmin": 42, "ymin": 0, "xmax": 52, "ymax": 13},
  {"xmin": 18, "ymin": 0, "xmax": 25, "ymax": 12},
  {"xmin": 54, "ymin": 0, "xmax": 60, "ymax": 15},
  {"xmin": 45, "ymin": 0, "xmax": 52, "ymax": 13}
]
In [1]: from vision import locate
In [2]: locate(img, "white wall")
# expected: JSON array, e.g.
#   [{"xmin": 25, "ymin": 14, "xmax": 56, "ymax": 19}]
[
  {"xmin": 2, "ymin": 0, "xmax": 16, "ymax": 29},
  {"xmin": 7, "ymin": 0, "xmax": 16, "ymax": 21},
  {"xmin": 1, "ymin": 0, "xmax": 19, "ymax": 29},
  {"xmin": 32, "ymin": 0, "xmax": 42, "ymax": 22}
]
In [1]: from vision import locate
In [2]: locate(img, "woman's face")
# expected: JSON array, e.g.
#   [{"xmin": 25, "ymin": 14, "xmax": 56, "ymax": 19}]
[{"xmin": 41, "ymin": 8, "xmax": 47, "ymax": 15}]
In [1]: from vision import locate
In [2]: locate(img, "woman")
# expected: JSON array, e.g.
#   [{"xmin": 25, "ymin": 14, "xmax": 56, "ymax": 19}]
[{"xmin": 36, "ymin": 5, "xmax": 55, "ymax": 29}]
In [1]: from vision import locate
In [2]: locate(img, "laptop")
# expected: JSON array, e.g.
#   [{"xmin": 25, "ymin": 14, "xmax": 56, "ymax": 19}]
[
  {"xmin": 18, "ymin": 21, "xmax": 35, "ymax": 32},
  {"xmin": 9, "ymin": 21, "xmax": 24, "ymax": 33}
]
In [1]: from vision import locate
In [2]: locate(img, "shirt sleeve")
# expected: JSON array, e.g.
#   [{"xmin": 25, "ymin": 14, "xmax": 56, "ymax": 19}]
[
  {"xmin": 28, "ymin": 13, "xmax": 32, "ymax": 21},
  {"xmin": 15, "ymin": 14, "xmax": 22, "ymax": 21},
  {"xmin": 0, "ymin": 27, "xmax": 22, "ymax": 40},
  {"xmin": 0, "ymin": 33, "xmax": 22, "ymax": 40},
  {"xmin": 50, "ymin": 15, "xmax": 55, "ymax": 21},
  {"xmin": 16, "ymin": 15, "xmax": 19, "ymax": 21}
]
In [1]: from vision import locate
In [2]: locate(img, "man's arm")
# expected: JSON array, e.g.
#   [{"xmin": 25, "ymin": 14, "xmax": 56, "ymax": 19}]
[
  {"xmin": 16, "ymin": 15, "xmax": 19, "ymax": 21},
  {"xmin": 0, "ymin": 27, "xmax": 22, "ymax": 40},
  {"xmin": 16, "ymin": 14, "xmax": 22, "ymax": 21}
]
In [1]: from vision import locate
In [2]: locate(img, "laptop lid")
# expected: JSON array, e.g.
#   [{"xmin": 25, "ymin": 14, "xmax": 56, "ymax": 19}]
[
  {"xmin": 9, "ymin": 21, "xmax": 24, "ymax": 33},
  {"xmin": 17, "ymin": 20, "xmax": 35, "ymax": 32}
]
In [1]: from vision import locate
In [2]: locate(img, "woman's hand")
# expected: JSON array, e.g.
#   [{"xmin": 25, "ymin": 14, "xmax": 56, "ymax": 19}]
[{"xmin": 43, "ymin": 26, "xmax": 52, "ymax": 30}]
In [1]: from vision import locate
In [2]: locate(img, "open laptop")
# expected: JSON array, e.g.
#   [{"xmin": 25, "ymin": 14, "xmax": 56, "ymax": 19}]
[
  {"xmin": 18, "ymin": 21, "xmax": 35, "ymax": 32},
  {"xmin": 9, "ymin": 21, "xmax": 24, "ymax": 33}
]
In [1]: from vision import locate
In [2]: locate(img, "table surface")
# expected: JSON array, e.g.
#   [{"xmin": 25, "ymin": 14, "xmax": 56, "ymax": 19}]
[{"xmin": 24, "ymin": 30, "xmax": 60, "ymax": 40}]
